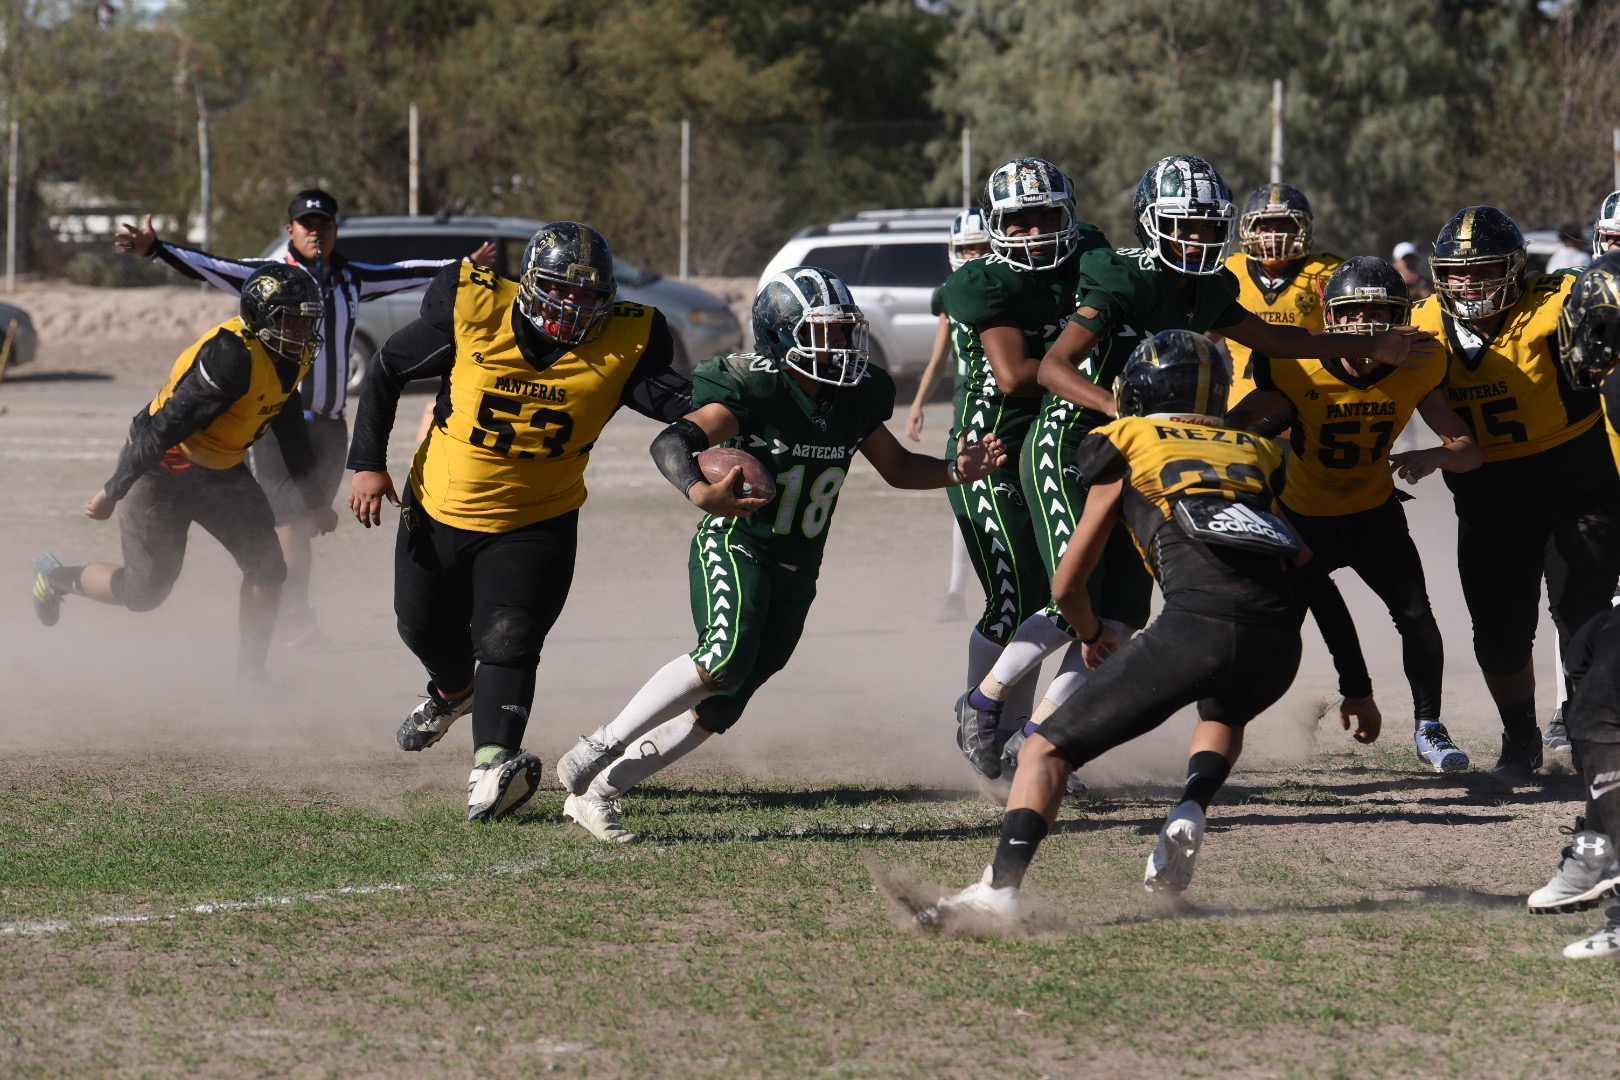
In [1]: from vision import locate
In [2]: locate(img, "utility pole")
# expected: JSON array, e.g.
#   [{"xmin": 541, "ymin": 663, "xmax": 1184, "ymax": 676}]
[
  {"xmin": 1269, "ymin": 79, "xmax": 1285, "ymax": 185},
  {"xmin": 961, "ymin": 126, "xmax": 972, "ymax": 208},
  {"xmin": 195, "ymin": 82, "xmax": 211, "ymax": 289},
  {"xmin": 679, "ymin": 118, "xmax": 690, "ymax": 281},
  {"xmin": 408, "ymin": 103, "xmax": 420, "ymax": 216},
  {"xmin": 6, "ymin": 118, "xmax": 17, "ymax": 294}
]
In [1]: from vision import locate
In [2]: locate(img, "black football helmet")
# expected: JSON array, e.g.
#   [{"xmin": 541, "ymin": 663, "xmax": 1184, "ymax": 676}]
[
  {"xmin": 1430, "ymin": 206, "xmax": 1526, "ymax": 322},
  {"xmin": 752, "ymin": 266, "xmax": 870, "ymax": 387},
  {"xmin": 240, "ymin": 263, "xmax": 323, "ymax": 365},
  {"xmin": 516, "ymin": 221, "xmax": 617, "ymax": 346},
  {"xmin": 1322, "ymin": 256, "xmax": 1411, "ymax": 335},
  {"xmin": 1134, "ymin": 155, "xmax": 1236, "ymax": 276},
  {"xmin": 1238, "ymin": 182, "xmax": 1313, "ymax": 263},
  {"xmin": 1593, "ymin": 191, "xmax": 1620, "ymax": 258},
  {"xmin": 982, "ymin": 157, "xmax": 1081, "ymax": 271},
  {"xmin": 948, "ymin": 207, "xmax": 990, "ymax": 271},
  {"xmin": 1114, "ymin": 329, "xmax": 1231, "ymax": 420},
  {"xmin": 1555, "ymin": 252, "xmax": 1620, "ymax": 391}
]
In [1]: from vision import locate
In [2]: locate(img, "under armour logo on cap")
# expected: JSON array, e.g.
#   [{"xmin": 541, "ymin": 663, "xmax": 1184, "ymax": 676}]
[{"xmin": 287, "ymin": 188, "xmax": 339, "ymax": 222}]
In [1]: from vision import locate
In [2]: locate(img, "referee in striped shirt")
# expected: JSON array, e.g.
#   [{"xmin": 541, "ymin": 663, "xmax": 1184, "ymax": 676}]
[{"xmin": 116, "ymin": 189, "xmax": 495, "ymax": 645}]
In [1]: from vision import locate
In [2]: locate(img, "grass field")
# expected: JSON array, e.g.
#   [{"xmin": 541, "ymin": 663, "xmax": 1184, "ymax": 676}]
[{"xmin": 4, "ymin": 736, "xmax": 1617, "ymax": 1080}]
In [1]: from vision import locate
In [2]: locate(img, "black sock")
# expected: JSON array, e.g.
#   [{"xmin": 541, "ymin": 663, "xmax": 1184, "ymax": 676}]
[
  {"xmin": 989, "ymin": 808, "xmax": 1049, "ymax": 890},
  {"xmin": 47, "ymin": 565, "xmax": 85, "ymax": 596},
  {"xmin": 1498, "ymin": 696, "xmax": 1538, "ymax": 740},
  {"xmin": 1179, "ymin": 750, "xmax": 1232, "ymax": 811}
]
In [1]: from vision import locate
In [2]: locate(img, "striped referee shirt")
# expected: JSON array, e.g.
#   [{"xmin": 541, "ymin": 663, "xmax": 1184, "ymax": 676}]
[{"xmin": 149, "ymin": 241, "xmax": 452, "ymax": 419}]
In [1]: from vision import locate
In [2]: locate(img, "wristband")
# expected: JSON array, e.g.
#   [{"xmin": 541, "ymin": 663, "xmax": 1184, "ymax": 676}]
[
  {"xmin": 946, "ymin": 459, "xmax": 962, "ymax": 485},
  {"xmin": 1079, "ymin": 619, "xmax": 1105, "ymax": 645}
]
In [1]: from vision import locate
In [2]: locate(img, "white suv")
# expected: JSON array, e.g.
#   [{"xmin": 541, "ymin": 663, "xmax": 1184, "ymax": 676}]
[{"xmin": 757, "ymin": 208, "xmax": 958, "ymax": 375}]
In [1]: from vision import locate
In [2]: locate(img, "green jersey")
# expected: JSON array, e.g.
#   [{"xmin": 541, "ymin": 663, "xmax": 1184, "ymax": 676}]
[
  {"xmin": 1066, "ymin": 246, "xmax": 1249, "ymax": 432},
  {"xmin": 690, "ymin": 352, "xmax": 895, "ymax": 574}
]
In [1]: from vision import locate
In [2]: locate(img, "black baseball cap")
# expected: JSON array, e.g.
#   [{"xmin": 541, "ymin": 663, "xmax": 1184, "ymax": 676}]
[{"xmin": 288, "ymin": 189, "xmax": 339, "ymax": 222}]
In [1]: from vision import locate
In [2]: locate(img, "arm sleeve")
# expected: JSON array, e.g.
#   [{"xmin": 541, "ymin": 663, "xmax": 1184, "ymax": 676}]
[
  {"xmin": 1291, "ymin": 558, "xmax": 1374, "ymax": 699},
  {"xmin": 620, "ymin": 310, "xmax": 694, "ymax": 422},
  {"xmin": 348, "ymin": 257, "xmax": 466, "ymax": 300},
  {"xmin": 104, "ymin": 332, "xmax": 252, "ymax": 499},
  {"xmin": 649, "ymin": 416, "xmax": 711, "ymax": 495},
  {"xmin": 1074, "ymin": 430, "xmax": 1127, "ymax": 487},
  {"xmin": 345, "ymin": 266, "xmax": 460, "ymax": 472},
  {"xmin": 149, "ymin": 240, "xmax": 266, "ymax": 295}
]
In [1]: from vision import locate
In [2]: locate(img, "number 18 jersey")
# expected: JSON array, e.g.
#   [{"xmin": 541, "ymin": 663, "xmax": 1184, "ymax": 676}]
[{"xmin": 691, "ymin": 353, "xmax": 896, "ymax": 575}]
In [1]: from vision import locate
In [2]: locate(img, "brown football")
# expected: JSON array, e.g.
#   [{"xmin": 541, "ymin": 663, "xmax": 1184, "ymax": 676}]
[{"xmin": 697, "ymin": 446, "xmax": 777, "ymax": 501}]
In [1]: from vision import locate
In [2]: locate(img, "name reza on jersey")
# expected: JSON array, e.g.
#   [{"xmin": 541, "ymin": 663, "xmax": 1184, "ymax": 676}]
[
  {"xmin": 1326, "ymin": 401, "xmax": 1397, "ymax": 418},
  {"xmin": 1153, "ymin": 425, "xmax": 1259, "ymax": 446},
  {"xmin": 494, "ymin": 375, "xmax": 568, "ymax": 403}
]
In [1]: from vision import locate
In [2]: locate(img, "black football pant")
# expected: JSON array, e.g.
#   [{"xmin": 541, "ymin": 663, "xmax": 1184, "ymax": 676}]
[
  {"xmin": 393, "ymin": 486, "xmax": 577, "ymax": 751},
  {"xmin": 1563, "ymin": 608, "xmax": 1620, "ymax": 837},
  {"xmin": 1286, "ymin": 495, "xmax": 1444, "ymax": 725},
  {"xmin": 1038, "ymin": 608, "xmax": 1302, "ymax": 768},
  {"xmin": 1447, "ymin": 425, "xmax": 1620, "ymax": 681}
]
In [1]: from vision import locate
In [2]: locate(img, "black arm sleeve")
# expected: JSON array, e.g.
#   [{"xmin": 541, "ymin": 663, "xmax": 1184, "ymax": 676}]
[
  {"xmin": 1248, "ymin": 404, "xmax": 1298, "ymax": 440},
  {"xmin": 620, "ymin": 311, "xmax": 693, "ymax": 422},
  {"xmin": 104, "ymin": 331, "xmax": 253, "ymax": 499},
  {"xmin": 649, "ymin": 417, "xmax": 711, "ymax": 495},
  {"xmin": 1291, "ymin": 558, "xmax": 1374, "ymax": 700},
  {"xmin": 345, "ymin": 266, "xmax": 460, "ymax": 472},
  {"xmin": 268, "ymin": 397, "xmax": 330, "ymax": 512}
]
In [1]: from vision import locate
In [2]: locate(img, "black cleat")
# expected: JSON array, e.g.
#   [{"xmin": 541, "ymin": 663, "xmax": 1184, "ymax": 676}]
[
  {"xmin": 955, "ymin": 690, "xmax": 1004, "ymax": 779},
  {"xmin": 1493, "ymin": 729, "xmax": 1544, "ymax": 787}
]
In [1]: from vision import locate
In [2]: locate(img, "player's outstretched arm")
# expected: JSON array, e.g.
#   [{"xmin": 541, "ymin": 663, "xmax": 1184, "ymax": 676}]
[
  {"xmin": 857, "ymin": 423, "xmax": 1006, "ymax": 489},
  {"xmin": 1224, "ymin": 388, "xmax": 1292, "ymax": 432},
  {"xmin": 1036, "ymin": 316, "xmax": 1115, "ymax": 414},
  {"xmin": 649, "ymin": 403, "xmax": 770, "ymax": 518},
  {"xmin": 1050, "ymin": 478, "xmax": 1124, "ymax": 668},
  {"xmin": 1387, "ymin": 390, "xmax": 1483, "ymax": 483},
  {"xmin": 1225, "ymin": 313, "xmax": 1439, "ymax": 369},
  {"xmin": 906, "ymin": 314, "xmax": 951, "ymax": 441}
]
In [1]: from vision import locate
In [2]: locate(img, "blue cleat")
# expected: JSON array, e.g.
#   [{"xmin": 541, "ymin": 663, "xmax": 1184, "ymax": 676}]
[
  {"xmin": 1415, "ymin": 721, "xmax": 1469, "ymax": 773},
  {"xmin": 32, "ymin": 552, "xmax": 64, "ymax": 627}
]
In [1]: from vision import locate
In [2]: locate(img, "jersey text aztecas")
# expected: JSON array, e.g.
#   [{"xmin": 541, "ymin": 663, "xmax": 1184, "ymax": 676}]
[
  {"xmin": 691, "ymin": 353, "xmax": 896, "ymax": 574},
  {"xmin": 409, "ymin": 262, "xmax": 651, "ymax": 532},
  {"xmin": 1076, "ymin": 415, "xmax": 1293, "ymax": 624},
  {"xmin": 1411, "ymin": 272, "xmax": 1598, "ymax": 463},
  {"xmin": 148, "ymin": 317, "xmax": 303, "ymax": 469},
  {"xmin": 1222, "ymin": 251, "xmax": 1342, "ymax": 407},
  {"xmin": 1253, "ymin": 354, "xmax": 1444, "ymax": 516}
]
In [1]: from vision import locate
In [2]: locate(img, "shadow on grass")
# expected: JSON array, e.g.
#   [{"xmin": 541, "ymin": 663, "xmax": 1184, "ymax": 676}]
[{"xmin": 1108, "ymin": 884, "xmax": 1527, "ymax": 925}]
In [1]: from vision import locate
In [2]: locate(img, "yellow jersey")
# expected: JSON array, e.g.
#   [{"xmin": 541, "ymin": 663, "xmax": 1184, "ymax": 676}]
[
  {"xmin": 1412, "ymin": 273, "xmax": 1598, "ymax": 463},
  {"xmin": 147, "ymin": 318, "xmax": 302, "ymax": 469},
  {"xmin": 1222, "ymin": 252, "xmax": 1342, "ymax": 407},
  {"xmin": 1254, "ymin": 355, "xmax": 1445, "ymax": 516},
  {"xmin": 409, "ymin": 262, "xmax": 652, "ymax": 532}
]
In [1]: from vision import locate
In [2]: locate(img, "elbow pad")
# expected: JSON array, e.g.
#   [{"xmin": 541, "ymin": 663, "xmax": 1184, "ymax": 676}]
[{"xmin": 650, "ymin": 417, "xmax": 709, "ymax": 494}]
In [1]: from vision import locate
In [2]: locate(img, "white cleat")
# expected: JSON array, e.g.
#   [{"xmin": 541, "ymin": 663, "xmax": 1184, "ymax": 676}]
[
  {"xmin": 563, "ymin": 788, "xmax": 637, "ymax": 843},
  {"xmin": 466, "ymin": 750, "xmax": 541, "ymax": 822},
  {"xmin": 914, "ymin": 867, "xmax": 1020, "ymax": 929},
  {"xmin": 557, "ymin": 733, "xmax": 622, "ymax": 796},
  {"xmin": 1564, "ymin": 918, "xmax": 1620, "ymax": 959},
  {"xmin": 1145, "ymin": 800, "xmax": 1206, "ymax": 896},
  {"xmin": 397, "ymin": 684, "xmax": 474, "ymax": 752}
]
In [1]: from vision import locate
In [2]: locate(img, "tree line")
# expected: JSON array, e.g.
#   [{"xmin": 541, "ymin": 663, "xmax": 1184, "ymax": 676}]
[{"xmin": 7, "ymin": 0, "xmax": 1620, "ymax": 278}]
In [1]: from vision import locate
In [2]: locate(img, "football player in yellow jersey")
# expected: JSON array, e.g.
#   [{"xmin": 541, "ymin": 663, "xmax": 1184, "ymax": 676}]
[
  {"xmin": 1411, "ymin": 206, "xmax": 1620, "ymax": 786},
  {"xmin": 1220, "ymin": 183, "xmax": 1342, "ymax": 405},
  {"xmin": 31, "ymin": 265, "xmax": 330, "ymax": 677},
  {"xmin": 914, "ymin": 330, "xmax": 1322, "ymax": 923},
  {"xmin": 1229, "ymin": 256, "xmax": 1482, "ymax": 773},
  {"xmin": 345, "ymin": 222, "xmax": 695, "ymax": 822}
]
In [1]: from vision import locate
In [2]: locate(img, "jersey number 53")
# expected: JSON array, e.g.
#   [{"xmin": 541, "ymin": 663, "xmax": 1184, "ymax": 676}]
[{"xmin": 468, "ymin": 391, "xmax": 574, "ymax": 459}]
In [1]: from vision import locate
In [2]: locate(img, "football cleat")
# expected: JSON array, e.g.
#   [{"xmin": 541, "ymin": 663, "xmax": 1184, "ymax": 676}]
[
  {"xmin": 562, "ymin": 789, "xmax": 637, "ymax": 844},
  {"xmin": 998, "ymin": 729, "xmax": 1088, "ymax": 800},
  {"xmin": 1529, "ymin": 825, "xmax": 1620, "ymax": 914},
  {"xmin": 466, "ymin": 749, "xmax": 542, "ymax": 823},
  {"xmin": 1564, "ymin": 917, "xmax": 1620, "ymax": 959},
  {"xmin": 1544, "ymin": 709, "xmax": 1572, "ymax": 752},
  {"xmin": 32, "ymin": 552, "xmax": 64, "ymax": 627},
  {"xmin": 1493, "ymin": 729, "xmax": 1544, "ymax": 787},
  {"xmin": 955, "ymin": 690, "xmax": 1004, "ymax": 780},
  {"xmin": 914, "ymin": 867, "xmax": 1019, "ymax": 929},
  {"xmin": 556, "ymin": 732, "xmax": 623, "ymax": 796},
  {"xmin": 396, "ymin": 683, "xmax": 474, "ymax": 752},
  {"xmin": 1145, "ymin": 800, "xmax": 1206, "ymax": 895},
  {"xmin": 1414, "ymin": 722, "xmax": 1469, "ymax": 773}
]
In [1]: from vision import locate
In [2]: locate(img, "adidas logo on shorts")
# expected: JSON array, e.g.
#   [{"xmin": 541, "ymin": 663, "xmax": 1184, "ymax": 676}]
[{"xmin": 1205, "ymin": 503, "xmax": 1293, "ymax": 545}]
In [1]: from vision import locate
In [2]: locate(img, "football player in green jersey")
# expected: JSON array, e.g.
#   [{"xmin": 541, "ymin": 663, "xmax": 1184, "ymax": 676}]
[
  {"xmin": 959, "ymin": 156, "xmax": 1433, "ymax": 758},
  {"xmin": 936, "ymin": 158, "xmax": 1112, "ymax": 775},
  {"xmin": 555, "ymin": 267, "xmax": 1008, "ymax": 842}
]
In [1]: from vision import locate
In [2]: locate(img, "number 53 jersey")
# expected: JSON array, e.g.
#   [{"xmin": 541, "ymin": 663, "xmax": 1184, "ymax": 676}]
[
  {"xmin": 409, "ymin": 262, "xmax": 652, "ymax": 532},
  {"xmin": 691, "ymin": 352, "xmax": 895, "ymax": 575}
]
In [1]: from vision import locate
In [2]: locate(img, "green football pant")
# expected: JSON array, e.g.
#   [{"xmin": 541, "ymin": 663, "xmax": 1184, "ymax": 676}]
[
  {"xmin": 687, "ymin": 524, "xmax": 818, "ymax": 734},
  {"xmin": 947, "ymin": 443, "xmax": 1050, "ymax": 642}
]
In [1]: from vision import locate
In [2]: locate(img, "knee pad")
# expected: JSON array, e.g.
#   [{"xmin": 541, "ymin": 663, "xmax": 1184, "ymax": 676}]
[{"xmin": 472, "ymin": 606, "xmax": 545, "ymax": 668}]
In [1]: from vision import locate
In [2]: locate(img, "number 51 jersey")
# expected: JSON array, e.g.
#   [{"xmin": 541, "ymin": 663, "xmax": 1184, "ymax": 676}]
[
  {"xmin": 691, "ymin": 352, "xmax": 896, "ymax": 575},
  {"xmin": 409, "ymin": 261, "xmax": 652, "ymax": 532}
]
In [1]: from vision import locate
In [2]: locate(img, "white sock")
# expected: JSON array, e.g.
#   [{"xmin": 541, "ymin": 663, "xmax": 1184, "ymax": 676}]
[
  {"xmin": 1032, "ymin": 641, "xmax": 1092, "ymax": 723},
  {"xmin": 594, "ymin": 713, "xmax": 712, "ymax": 797},
  {"xmin": 597, "ymin": 655, "xmax": 710, "ymax": 750},
  {"xmin": 982, "ymin": 614, "xmax": 1071, "ymax": 699},
  {"xmin": 967, "ymin": 628, "xmax": 1002, "ymax": 690},
  {"xmin": 948, "ymin": 526, "xmax": 973, "ymax": 598}
]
